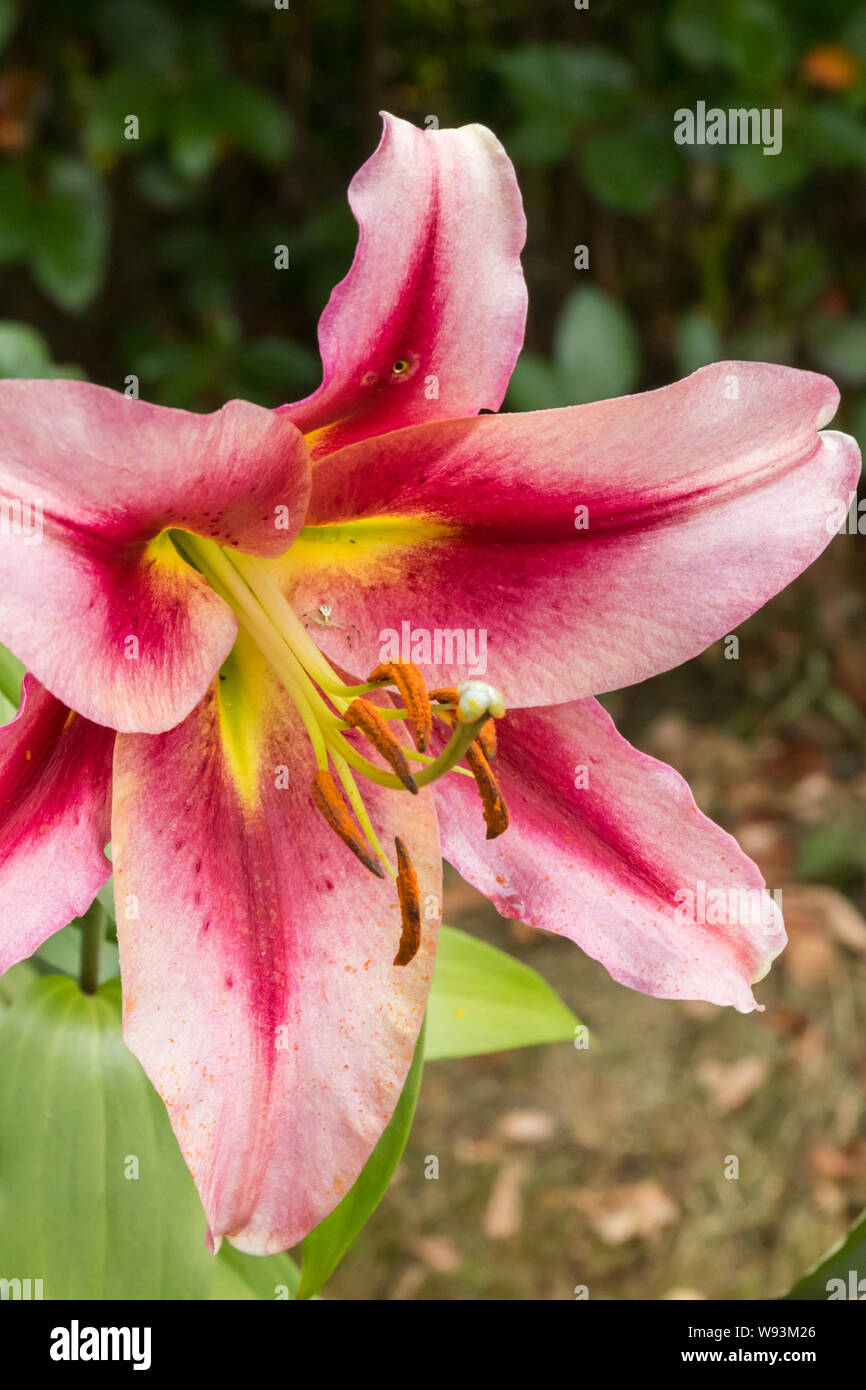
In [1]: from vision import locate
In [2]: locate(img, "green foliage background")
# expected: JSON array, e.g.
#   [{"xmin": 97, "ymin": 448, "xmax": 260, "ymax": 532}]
[{"xmin": 1, "ymin": 0, "xmax": 864, "ymax": 429}]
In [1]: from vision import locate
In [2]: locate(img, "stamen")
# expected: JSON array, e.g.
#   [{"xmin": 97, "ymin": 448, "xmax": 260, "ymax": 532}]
[
  {"xmin": 330, "ymin": 750, "xmax": 396, "ymax": 879},
  {"xmin": 477, "ymin": 718, "xmax": 497, "ymax": 761},
  {"xmin": 393, "ymin": 836, "xmax": 422, "ymax": 966},
  {"xmin": 428, "ymin": 687, "xmax": 458, "ymax": 705},
  {"xmin": 464, "ymin": 741, "xmax": 509, "ymax": 840},
  {"xmin": 170, "ymin": 536, "xmax": 512, "ymax": 943},
  {"xmin": 311, "ymin": 769, "xmax": 386, "ymax": 878},
  {"xmin": 343, "ymin": 698, "xmax": 418, "ymax": 794},
  {"xmin": 367, "ymin": 661, "xmax": 432, "ymax": 752}
]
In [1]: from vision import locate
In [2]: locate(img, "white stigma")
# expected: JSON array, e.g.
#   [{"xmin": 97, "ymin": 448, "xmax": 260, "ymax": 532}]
[{"xmin": 456, "ymin": 680, "xmax": 505, "ymax": 724}]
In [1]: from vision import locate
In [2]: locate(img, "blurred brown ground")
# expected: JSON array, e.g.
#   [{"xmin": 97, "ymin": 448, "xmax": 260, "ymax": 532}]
[{"xmin": 329, "ymin": 544, "xmax": 866, "ymax": 1300}]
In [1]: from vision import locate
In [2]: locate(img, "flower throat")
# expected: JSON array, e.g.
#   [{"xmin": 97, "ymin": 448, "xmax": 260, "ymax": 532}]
[{"xmin": 171, "ymin": 532, "xmax": 508, "ymax": 965}]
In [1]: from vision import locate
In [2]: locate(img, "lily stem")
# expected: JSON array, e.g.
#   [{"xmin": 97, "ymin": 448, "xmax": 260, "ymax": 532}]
[{"xmin": 79, "ymin": 900, "xmax": 106, "ymax": 995}]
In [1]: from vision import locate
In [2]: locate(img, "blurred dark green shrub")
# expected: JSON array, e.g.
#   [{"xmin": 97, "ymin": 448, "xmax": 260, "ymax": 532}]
[{"xmin": 0, "ymin": 0, "xmax": 861, "ymax": 438}]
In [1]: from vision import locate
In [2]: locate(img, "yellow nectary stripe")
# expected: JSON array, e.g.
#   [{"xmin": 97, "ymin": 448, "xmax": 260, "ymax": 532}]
[
  {"xmin": 282, "ymin": 517, "xmax": 457, "ymax": 573},
  {"xmin": 215, "ymin": 631, "xmax": 271, "ymax": 808}
]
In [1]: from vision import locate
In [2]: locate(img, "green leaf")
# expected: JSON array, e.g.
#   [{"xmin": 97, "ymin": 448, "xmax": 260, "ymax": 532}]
[
  {"xmin": 234, "ymin": 336, "xmax": 319, "ymax": 406},
  {"xmin": 0, "ymin": 321, "xmax": 53, "ymax": 378},
  {"xmin": 212, "ymin": 1244, "xmax": 302, "ymax": 1300},
  {"xmin": 791, "ymin": 104, "xmax": 866, "ymax": 170},
  {"xmin": 719, "ymin": 0, "xmax": 792, "ymax": 85},
  {"xmin": 553, "ymin": 286, "xmax": 640, "ymax": 405},
  {"xmin": 798, "ymin": 811, "xmax": 866, "ymax": 884},
  {"xmin": 168, "ymin": 92, "xmax": 222, "ymax": 181},
  {"xmin": 34, "ymin": 916, "xmax": 120, "ymax": 984},
  {"xmin": 0, "ymin": 0, "xmax": 16, "ymax": 54},
  {"xmin": 84, "ymin": 65, "xmax": 168, "ymax": 160},
  {"xmin": 852, "ymin": 396, "xmax": 866, "ymax": 462},
  {"xmin": 298, "ymin": 1019, "xmax": 426, "ymax": 1299},
  {"xmin": 726, "ymin": 322, "xmax": 794, "ymax": 363},
  {"xmin": 425, "ymin": 925, "xmax": 580, "ymax": 1060},
  {"xmin": 667, "ymin": 0, "xmax": 727, "ymax": 67},
  {"xmin": 0, "ymin": 639, "xmax": 24, "ymax": 704},
  {"xmin": 505, "ymin": 351, "xmax": 563, "ymax": 411},
  {"xmin": 669, "ymin": 0, "xmax": 793, "ymax": 83},
  {"xmin": 219, "ymin": 78, "xmax": 291, "ymax": 165},
  {"xmin": 167, "ymin": 77, "xmax": 290, "ymax": 179},
  {"xmin": 0, "ymin": 164, "xmax": 31, "ymax": 262},
  {"xmin": 783, "ymin": 1208, "xmax": 866, "ymax": 1300},
  {"xmin": 726, "ymin": 141, "xmax": 811, "ymax": 202},
  {"xmin": 0, "ymin": 322, "xmax": 81, "ymax": 381},
  {"xmin": 580, "ymin": 123, "xmax": 679, "ymax": 215},
  {"xmin": 497, "ymin": 44, "xmax": 633, "ymax": 127},
  {"xmin": 0, "ymin": 958, "xmax": 38, "ymax": 1009},
  {"xmin": 805, "ymin": 313, "xmax": 866, "ymax": 388},
  {"xmin": 95, "ymin": 0, "xmax": 181, "ymax": 70},
  {"xmin": 846, "ymin": 5, "xmax": 866, "ymax": 60},
  {"xmin": 0, "ymin": 976, "xmax": 215, "ymax": 1298},
  {"xmin": 30, "ymin": 160, "xmax": 109, "ymax": 312},
  {"xmin": 675, "ymin": 310, "xmax": 722, "ymax": 376}
]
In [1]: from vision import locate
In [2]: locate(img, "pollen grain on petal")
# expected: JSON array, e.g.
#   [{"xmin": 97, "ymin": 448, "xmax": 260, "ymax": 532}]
[
  {"xmin": 311, "ymin": 768, "xmax": 385, "ymax": 878},
  {"xmin": 465, "ymin": 740, "xmax": 509, "ymax": 840},
  {"xmin": 343, "ymin": 697, "xmax": 418, "ymax": 793},
  {"xmin": 393, "ymin": 836, "xmax": 422, "ymax": 967}
]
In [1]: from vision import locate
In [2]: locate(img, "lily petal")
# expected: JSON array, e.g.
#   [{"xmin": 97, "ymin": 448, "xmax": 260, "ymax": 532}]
[
  {"xmin": 112, "ymin": 634, "xmax": 441, "ymax": 1255},
  {"xmin": 280, "ymin": 112, "xmax": 527, "ymax": 456},
  {"xmin": 0, "ymin": 675, "xmax": 113, "ymax": 975},
  {"xmin": 433, "ymin": 698, "xmax": 784, "ymax": 1013},
  {"xmin": 282, "ymin": 362, "xmax": 860, "ymax": 705},
  {"xmin": 0, "ymin": 381, "xmax": 311, "ymax": 733}
]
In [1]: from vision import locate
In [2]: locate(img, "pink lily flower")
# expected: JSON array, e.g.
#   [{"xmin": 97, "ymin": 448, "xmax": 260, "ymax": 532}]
[{"xmin": 0, "ymin": 115, "xmax": 859, "ymax": 1256}]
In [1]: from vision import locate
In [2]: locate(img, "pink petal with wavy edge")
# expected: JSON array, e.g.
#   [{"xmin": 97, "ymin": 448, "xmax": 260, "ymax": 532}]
[
  {"xmin": 284, "ymin": 362, "xmax": 860, "ymax": 705},
  {"xmin": 112, "ymin": 636, "xmax": 441, "ymax": 1254},
  {"xmin": 280, "ymin": 113, "xmax": 527, "ymax": 455},
  {"xmin": 0, "ymin": 675, "xmax": 113, "ymax": 974},
  {"xmin": 434, "ymin": 699, "xmax": 784, "ymax": 1013},
  {"xmin": 0, "ymin": 381, "xmax": 311, "ymax": 733}
]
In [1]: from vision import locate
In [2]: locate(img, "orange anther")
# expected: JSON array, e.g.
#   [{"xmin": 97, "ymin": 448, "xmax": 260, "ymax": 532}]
[
  {"xmin": 476, "ymin": 717, "xmax": 497, "ymax": 761},
  {"xmin": 311, "ymin": 769, "xmax": 385, "ymax": 878},
  {"xmin": 367, "ymin": 660, "xmax": 433, "ymax": 753},
  {"xmin": 465, "ymin": 741, "xmax": 509, "ymax": 840},
  {"xmin": 343, "ymin": 698, "xmax": 418, "ymax": 793},
  {"xmin": 428, "ymin": 687, "xmax": 459, "ymax": 706},
  {"xmin": 393, "ymin": 836, "xmax": 422, "ymax": 966}
]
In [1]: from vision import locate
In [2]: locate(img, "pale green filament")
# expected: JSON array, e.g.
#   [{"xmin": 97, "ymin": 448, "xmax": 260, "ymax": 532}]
[
  {"xmin": 173, "ymin": 533, "xmax": 331, "ymax": 770},
  {"xmin": 171, "ymin": 532, "xmax": 501, "ymax": 873},
  {"xmin": 330, "ymin": 749, "xmax": 397, "ymax": 880}
]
